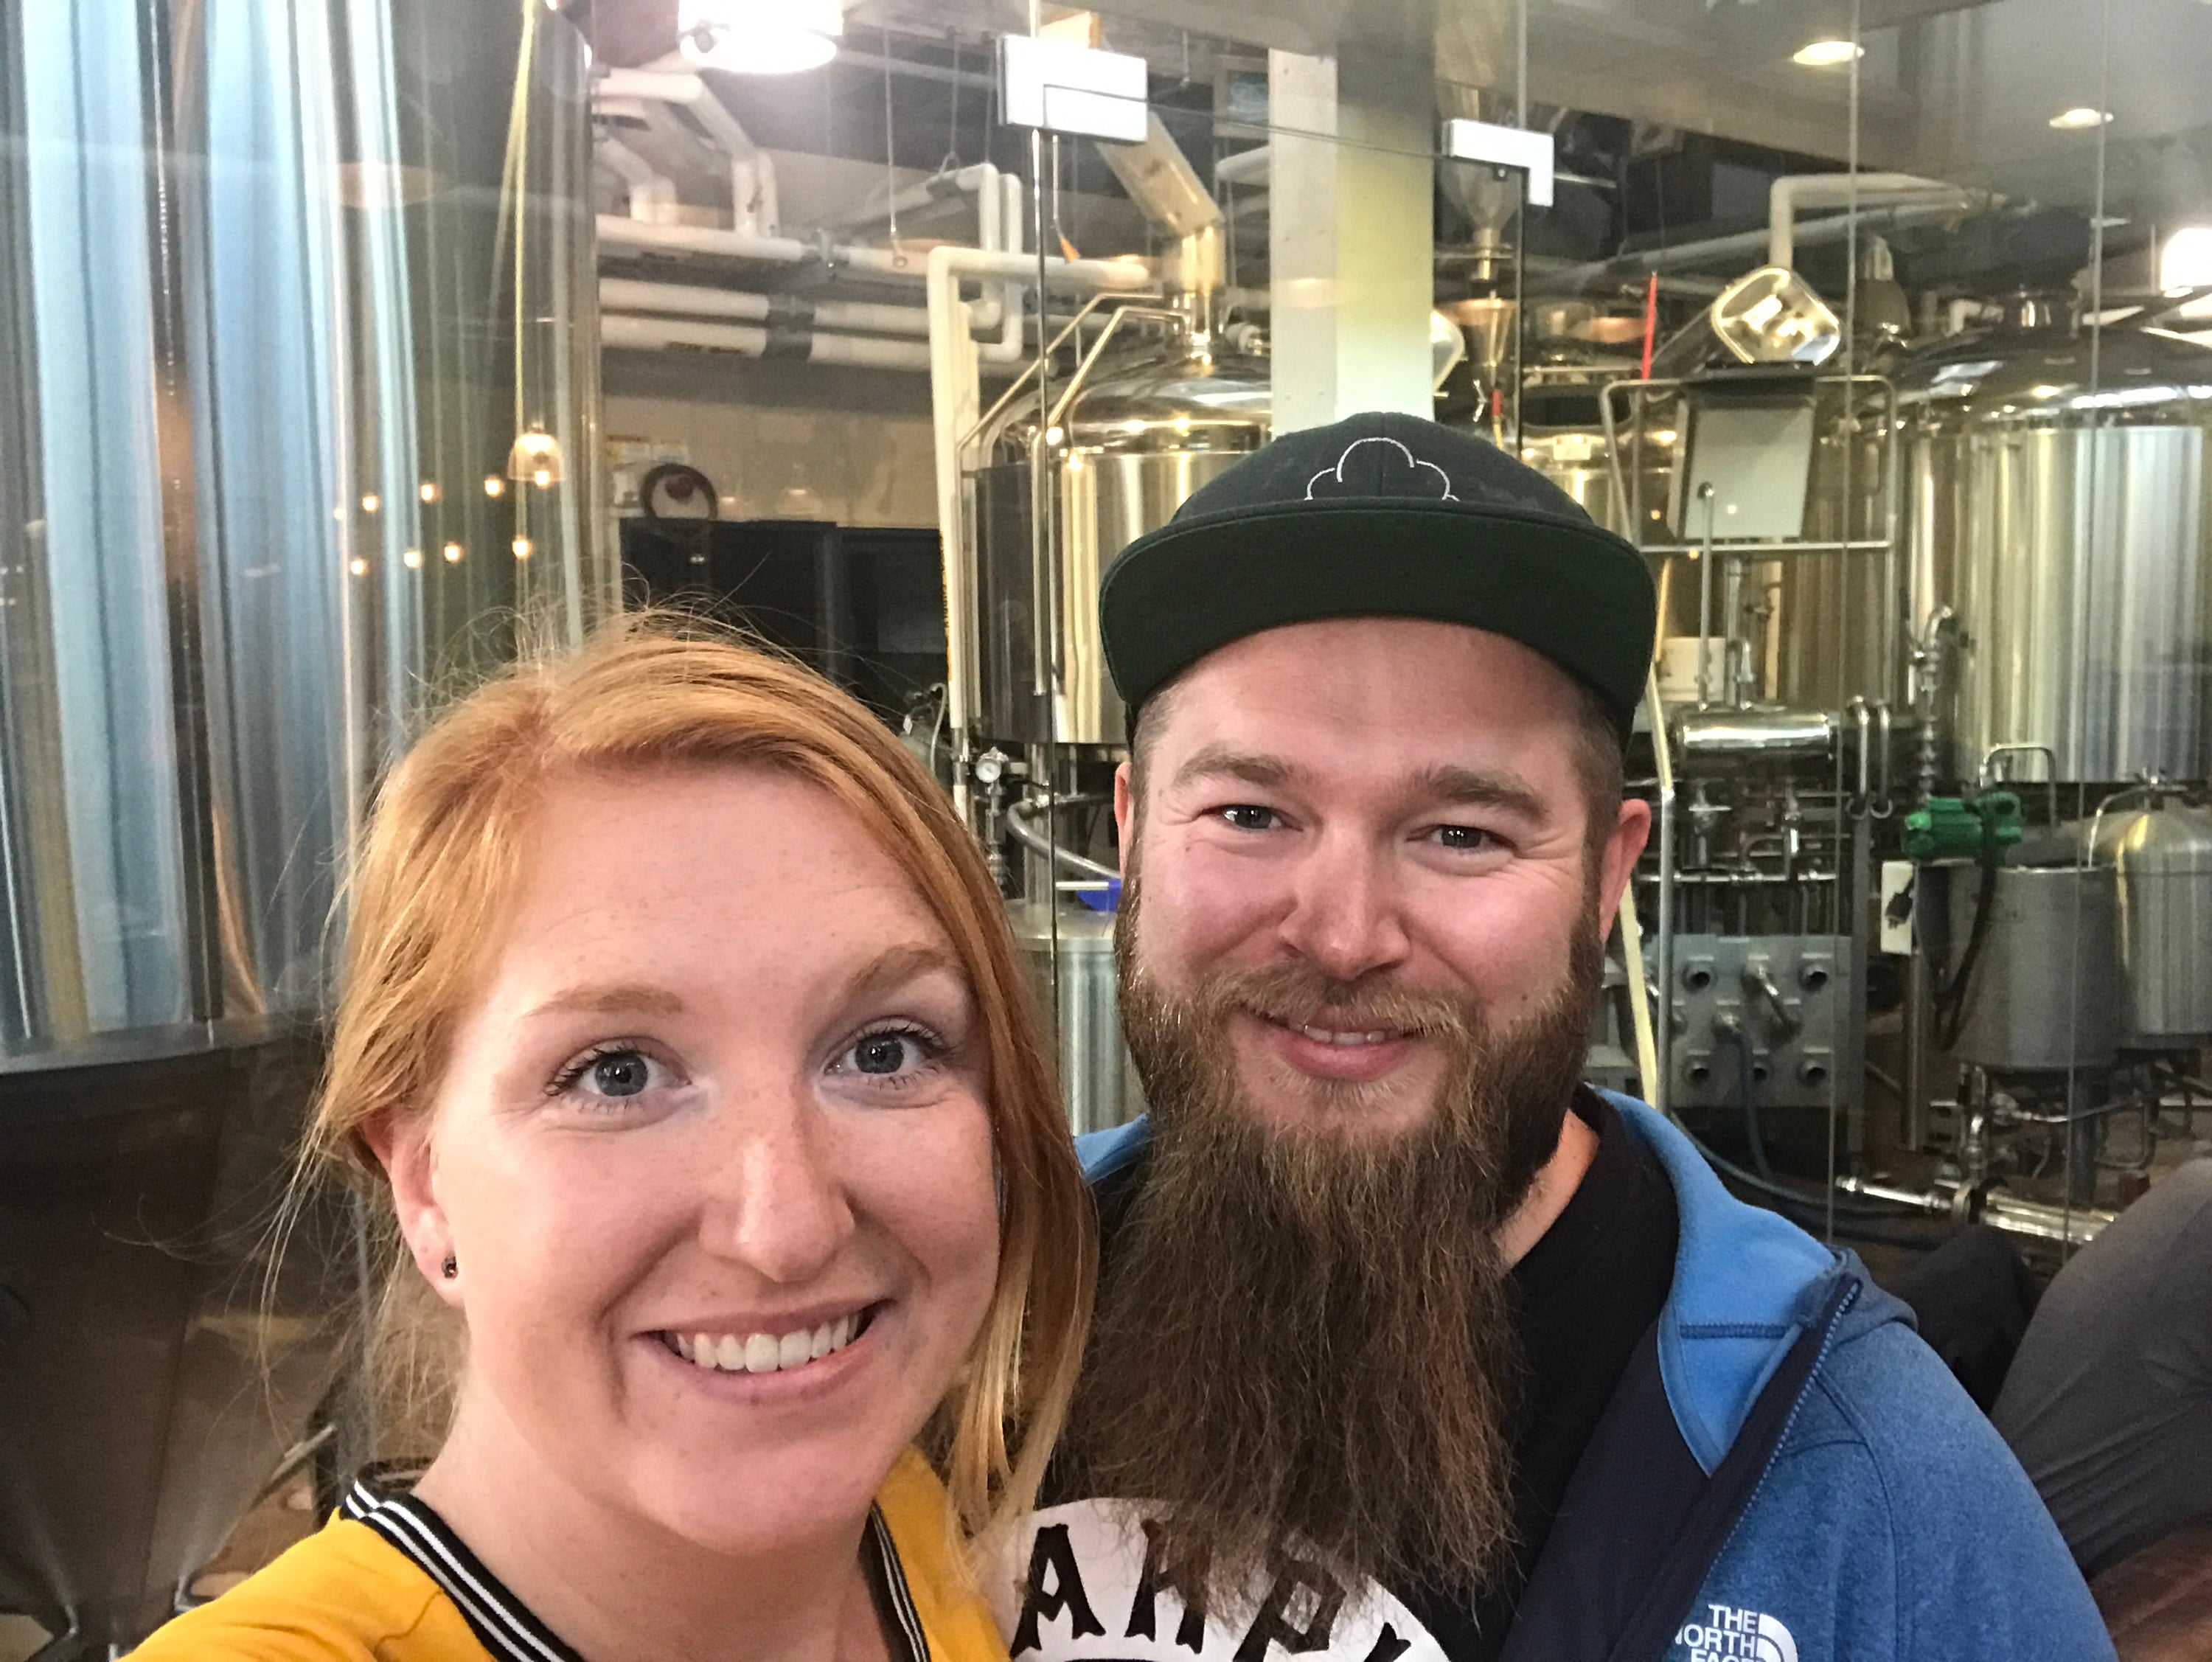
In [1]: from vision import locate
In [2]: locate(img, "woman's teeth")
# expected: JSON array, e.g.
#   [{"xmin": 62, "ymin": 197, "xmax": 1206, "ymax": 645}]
[{"xmin": 669, "ymin": 1315, "xmax": 861, "ymax": 1374}]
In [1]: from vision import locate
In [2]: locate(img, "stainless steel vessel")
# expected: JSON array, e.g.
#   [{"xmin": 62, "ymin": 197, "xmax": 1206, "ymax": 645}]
[
  {"xmin": 1949, "ymin": 865, "xmax": 2121, "ymax": 1071},
  {"xmin": 1897, "ymin": 318, "xmax": 2212, "ymax": 785},
  {"xmin": 2088, "ymin": 802, "xmax": 2212, "ymax": 1046},
  {"xmin": 973, "ymin": 335, "xmax": 1269, "ymax": 747},
  {"xmin": 0, "ymin": 1, "xmax": 611, "ymax": 1647},
  {"xmin": 1012, "ymin": 905, "xmax": 1145, "ymax": 1135}
]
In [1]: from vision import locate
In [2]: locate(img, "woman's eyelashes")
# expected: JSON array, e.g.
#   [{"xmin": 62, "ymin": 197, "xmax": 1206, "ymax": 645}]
[
  {"xmin": 827, "ymin": 1023, "xmax": 949, "ymax": 1093},
  {"xmin": 546, "ymin": 1042, "xmax": 686, "ymax": 1108}
]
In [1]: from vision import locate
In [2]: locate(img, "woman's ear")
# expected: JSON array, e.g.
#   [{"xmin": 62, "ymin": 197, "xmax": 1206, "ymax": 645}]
[{"xmin": 363, "ymin": 1111, "xmax": 462, "ymax": 1307}]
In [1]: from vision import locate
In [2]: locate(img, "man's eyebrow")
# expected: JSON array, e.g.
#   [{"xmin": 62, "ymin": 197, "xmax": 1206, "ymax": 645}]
[
  {"xmin": 1409, "ymin": 763, "xmax": 1548, "ymax": 821},
  {"xmin": 1169, "ymin": 743, "xmax": 1299, "ymax": 793}
]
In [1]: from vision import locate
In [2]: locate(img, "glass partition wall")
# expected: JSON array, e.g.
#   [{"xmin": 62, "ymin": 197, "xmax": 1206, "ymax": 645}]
[
  {"xmin": 4, "ymin": 0, "xmax": 2209, "ymax": 1649},
  {"xmin": 0, "ymin": 2, "xmax": 612, "ymax": 1650},
  {"xmin": 813, "ymin": 0, "xmax": 2208, "ymax": 1261}
]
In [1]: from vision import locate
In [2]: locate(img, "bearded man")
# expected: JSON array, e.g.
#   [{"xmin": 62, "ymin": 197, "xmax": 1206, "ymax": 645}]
[{"xmin": 1001, "ymin": 414, "xmax": 2111, "ymax": 1662}]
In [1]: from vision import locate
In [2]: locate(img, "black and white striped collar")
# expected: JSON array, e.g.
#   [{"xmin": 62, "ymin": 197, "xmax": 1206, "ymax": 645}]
[{"xmin": 341, "ymin": 1470, "xmax": 928, "ymax": 1662}]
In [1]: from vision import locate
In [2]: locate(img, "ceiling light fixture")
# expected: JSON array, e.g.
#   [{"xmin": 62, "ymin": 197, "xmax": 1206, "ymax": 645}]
[
  {"xmin": 678, "ymin": 0, "xmax": 841, "ymax": 77},
  {"xmin": 1792, "ymin": 39, "xmax": 1863, "ymax": 66},
  {"xmin": 2160, "ymin": 226, "xmax": 2212, "ymax": 293},
  {"xmin": 2048, "ymin": 106, "xmax": 2113, "ymax": 130}
]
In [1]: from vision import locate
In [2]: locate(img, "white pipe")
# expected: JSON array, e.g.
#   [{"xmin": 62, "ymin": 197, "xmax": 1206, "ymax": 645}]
[
  {"xmin": 682, "ymin": 88, "xmax": 779, "ymax": 236},
  {"xmin": 594, "ymin": 68, "xmax": 704, "ymax": 104},
  {"xmin": 1214, "ymin": 145, "xmax": 1270, "ymax": 187},
  {"xmin": 1768, "ymin": 173, "xmax": 1978, "ymax": 269},
  {"xmin": 601, "ymin": 278, "xmax": 937, "ymax": 337},
  {"xmin": 829, "ymin": 163, "xmax": 1003, "ymax": 239},
  {"xmin": 600, "ymin": 312, "xmax": 933, "ymax": 370},
  {"xmin": 597, "ymin": 216, "xmax": 925, "ymax": 277},
  {"xmin": 598, "ymin": 139, "xmax": 678, "ymax": 223}
]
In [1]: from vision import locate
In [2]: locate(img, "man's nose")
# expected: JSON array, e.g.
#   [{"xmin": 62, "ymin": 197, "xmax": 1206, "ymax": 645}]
[
  {"xmin": 1279, "ymin": 830, "xmax": 1413, "ymax": 984},
  {"xmin": 700, "ymin": 1099, "xmax": 856, "ymax": 1284}
]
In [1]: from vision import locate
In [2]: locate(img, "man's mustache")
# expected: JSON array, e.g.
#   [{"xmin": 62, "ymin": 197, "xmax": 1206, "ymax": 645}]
[{"xmin": 1176, "ymin": 962, "xmax": 1478, "ymax": 1043}]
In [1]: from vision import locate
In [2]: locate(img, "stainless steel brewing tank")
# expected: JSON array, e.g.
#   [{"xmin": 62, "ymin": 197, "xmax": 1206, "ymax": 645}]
[
  {"xmin": 2087, "ymin": 802, "xmax": 2212, "ymax": 1046},
  {"xmin": 1947, "ymin": 864, "xmax": 2121, "ymax": 1071},
  {"xmin": 1010, "ymin": 903, "xmax": 1145, "ymax": 1134},
  {"xmin": 1897, "ymin": 324, "xmax": 2212, "ymax": 784},
  {"xmin": 0, "ymin": 0, "xmax": 609, "ymax": 1645},
  {"xmin": 973, "ymin": 343, "xmax": 1270, "ymax": 746}
]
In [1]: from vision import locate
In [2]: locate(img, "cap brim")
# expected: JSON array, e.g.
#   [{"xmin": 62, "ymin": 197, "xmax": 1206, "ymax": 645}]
[{"xmin": 1102, "ymin": 498, "xmax": 1657, "ymax": 735}]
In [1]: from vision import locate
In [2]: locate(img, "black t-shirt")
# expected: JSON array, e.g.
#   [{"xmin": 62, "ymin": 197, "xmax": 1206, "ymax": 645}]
[
  {"xmin": 1405, "ymin": 1089, "xmax": 1680, "ymax": 1660},
  {"xmin": 1075, "ymin": 1088, "xmax": 1680, "ymax": 1661}
]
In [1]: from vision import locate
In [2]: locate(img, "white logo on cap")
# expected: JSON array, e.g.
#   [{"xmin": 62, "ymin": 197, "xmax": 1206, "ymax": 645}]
[{"xmin": 1305, "ymin": 437, "xmax": 1459, "ymax": 503}]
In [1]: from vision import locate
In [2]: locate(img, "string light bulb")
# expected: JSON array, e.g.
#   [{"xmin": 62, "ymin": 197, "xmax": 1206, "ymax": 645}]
[{"xmin": 506, "ymin": 427, "xmax": 565, "ymax": 486}]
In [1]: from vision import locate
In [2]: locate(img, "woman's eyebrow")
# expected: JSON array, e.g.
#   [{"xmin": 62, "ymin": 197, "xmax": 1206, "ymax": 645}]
[
  {"xmin": 522, "ymin": 982, "xmax": 689, "ymax": 1022},
  {"xmin": 844, "ymin": 942, "xmax": 964, "ymax": 1004}
]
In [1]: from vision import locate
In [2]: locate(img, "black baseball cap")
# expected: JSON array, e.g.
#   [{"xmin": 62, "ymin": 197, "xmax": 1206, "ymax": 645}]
[{"xmin": 1099, "ymin": 411, "xmax": 1656, "ymax": 740}]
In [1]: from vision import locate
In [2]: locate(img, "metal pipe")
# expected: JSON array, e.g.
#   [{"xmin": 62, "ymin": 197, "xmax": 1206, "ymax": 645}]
[
  {"xmin": 1694, "ymin": 484, "xmax": 1717, "ymax": 708},
  {"xmin": 1006, "ymin": 797, "xmax": 1121, "ymax": 881},
  {"xmin": 1549, "ymin": 198, "xmax": 1997, "ymax": 291},
  {"xmin": 1647, "ymin": 667, "xmax": 1678, "ymax": 1118},
  {"xmin": 1834, "ymin": 1175, "xmax": 2114, "ymax": 1245}
]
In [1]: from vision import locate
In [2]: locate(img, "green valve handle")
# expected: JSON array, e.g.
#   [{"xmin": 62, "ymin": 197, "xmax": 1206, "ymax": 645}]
[{"xmin": 1902, "ymin": 792, "xmax": 2023, "ymax": 862}]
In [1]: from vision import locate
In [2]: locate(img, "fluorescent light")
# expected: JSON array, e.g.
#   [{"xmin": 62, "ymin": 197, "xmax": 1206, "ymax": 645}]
[
  {"xmin": 2048, "ymin": 106, "xmax": 2112, "ymax": 130},
  {"xmin": 2161, "ymin": 226, "xmax": 2212, "ymax": 292},
  {"xmin": 678, "ymin": 0, "xmax": 841, "ymax": 76},
  {"xmin": 1792, "ymin": 39, "xmax": 1863, "ymax": 66}
]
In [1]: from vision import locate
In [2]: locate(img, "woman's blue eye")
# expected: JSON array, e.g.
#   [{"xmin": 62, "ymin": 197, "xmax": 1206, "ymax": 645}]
[
  {"xmin": 836, "ymin": 1027, "xmax": 940, "ymax": 1082},
  {"xmin": 589, "ymin": 1051, "xmax": 653, "ymax": 1096},
  {"xmin": 852, "ymin": 1034, "xmax": 912, "ymax": 1075},
  {"xmin": 552, "ymin": 1046, "xmax": 673, "ymax": 1102}
]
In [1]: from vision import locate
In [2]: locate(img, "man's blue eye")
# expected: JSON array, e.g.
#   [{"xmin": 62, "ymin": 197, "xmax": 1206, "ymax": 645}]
[
  {"xmin": 1222, "ymin": 805, "xmax": 1274, "ymax": 830},
  {"xmin": 1436, "ymin": 825, "xmax": 1492, "ymax": 850}
]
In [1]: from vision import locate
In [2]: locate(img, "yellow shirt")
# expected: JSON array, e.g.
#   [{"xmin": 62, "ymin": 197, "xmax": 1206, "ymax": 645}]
[{"xmin": 132, "ymin": 1450, "xmax": 1004, "ymax": 1661}]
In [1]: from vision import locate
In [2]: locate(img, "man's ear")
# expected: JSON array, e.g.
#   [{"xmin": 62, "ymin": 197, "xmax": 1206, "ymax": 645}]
[
  {"xmin": 1113, "ymin": 758, "xmax": 1135, "ymax": 875},
  {"xmin": 1595, "ymin": 796, "xmax": 1653, "ymax": 945},
  {"xmin": 362, "ymin": 1111, "xmax": 462, "ymax": 1307}
]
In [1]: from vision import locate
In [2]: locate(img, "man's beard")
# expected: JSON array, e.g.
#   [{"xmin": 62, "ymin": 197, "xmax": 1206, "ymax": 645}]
[{"xmin": 1063, "ymin": 876, "xmax": 1604, "ymax": 1610}]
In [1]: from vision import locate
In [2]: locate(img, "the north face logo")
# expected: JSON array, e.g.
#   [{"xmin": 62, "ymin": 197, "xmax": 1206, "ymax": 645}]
[{"xmin": 1675, "ymin": 1603, "xmax": 1798, "ymax": 1662}]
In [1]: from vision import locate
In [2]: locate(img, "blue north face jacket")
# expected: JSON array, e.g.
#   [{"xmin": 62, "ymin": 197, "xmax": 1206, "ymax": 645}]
[{"xmin": 1038, "ymin": 1093, "xmax": 2114, "ymax": 1662}]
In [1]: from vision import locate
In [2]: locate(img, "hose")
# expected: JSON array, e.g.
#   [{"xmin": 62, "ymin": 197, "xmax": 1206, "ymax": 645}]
[
  {"xmin": 1934, "ymin": 858, "xmax": 2000, "ymax": 1051},
  {"xmin": 1728, "ymin": 1022, "xmax": 1775, "ymax": 1183}
]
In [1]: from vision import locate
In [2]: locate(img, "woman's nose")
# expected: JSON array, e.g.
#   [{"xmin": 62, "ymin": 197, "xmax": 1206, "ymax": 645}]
[{"xmin": 702, "ymin": 1106, "xmax": 857, "ymax": 1285}]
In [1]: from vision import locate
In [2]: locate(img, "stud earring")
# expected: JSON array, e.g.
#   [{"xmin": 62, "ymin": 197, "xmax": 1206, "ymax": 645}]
[{"xmin": 440, "ymin": 1253, "xmax": 458, "ymax": 1280}]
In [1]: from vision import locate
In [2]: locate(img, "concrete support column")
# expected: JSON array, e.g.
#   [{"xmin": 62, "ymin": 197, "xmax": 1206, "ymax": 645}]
[{"xmin": 1267, "ymin": 6, "xmax": 1436, "ymax": 433}]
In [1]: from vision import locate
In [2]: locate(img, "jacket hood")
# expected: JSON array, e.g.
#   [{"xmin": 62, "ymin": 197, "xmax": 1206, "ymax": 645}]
[{"xmin": 1603, "ymin": 1094, "xmax": 1914, "ymax": 1472}]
